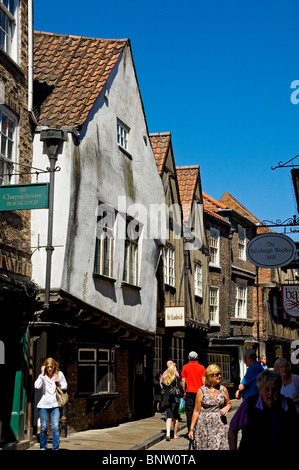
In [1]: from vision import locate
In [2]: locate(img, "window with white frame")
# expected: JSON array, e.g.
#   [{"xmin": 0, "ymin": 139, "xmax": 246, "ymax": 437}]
[
  {"xmin": 78, "ymin": 348, "xmax": 116, "ymax": 394},
  {"xmin": 209, "ymin": 228, "xmax": 220, "ymax": 265},
  {"xmin": 209, "ymin": 286, "xmax": 219, "ymax": 324},
  {"xmin": 235, "ymin": 282, "xmax": 247, "ymax": 318},
  {"xmin": 117, "ymin": 119, "xmax": 129, "ymax": 152},
  {"xmin": 207, "ymin": 352, "xmax": 231, "ymax": 382},
  {"xmin": 0, "ymin": 107, "xmax": 16, "ymax": 185},
  {"xmin": 163, "ymin": 245, "xmax": 175, "ymax": 287},
  {"xmin": 194, "ymin": 261, "xmax": 202, "ymax": 297},
  {"xmin": 238, "ymin": 226, "xmax": 246, "ymax": 260},
  {"xmin": 153, "ymin": 336, "xmax": 162, "ymax": 377},
  {"xmin": 123, "ymin": 218, "xmax": 140, "ymax": 285},
  {"xmin": 94, "ymin": 206, "xmax": 115, "ymax": 278},
  {"xmin": 0, "ymin": 0, "xmax": 17, "ymax": 61}
]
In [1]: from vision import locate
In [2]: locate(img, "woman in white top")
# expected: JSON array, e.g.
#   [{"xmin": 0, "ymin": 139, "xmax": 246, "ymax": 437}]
[
  {"xmin": 274, "ymin": 357, "xmax": 299, "ymax": 414},
  {"xmin": 34, "ymin": 357, "xmax": 67, "ymax": 450}
]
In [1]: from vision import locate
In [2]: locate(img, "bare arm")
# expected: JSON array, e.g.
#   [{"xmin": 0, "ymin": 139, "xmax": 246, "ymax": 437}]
[
  {"xmin": 221, "ymin": 387, "xmax": 232, "ymax": 416},
  {"xmin": 235, "ymin": 382, "xmax": 245, "ymax": 399}
]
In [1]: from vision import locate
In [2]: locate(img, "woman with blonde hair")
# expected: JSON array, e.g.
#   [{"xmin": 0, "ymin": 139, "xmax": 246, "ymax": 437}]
[
  {"xmin": 188, "ymin": 364, "xmax": 231, "ymax": 450},
  {"xmin": 34, "ymin": 357, "xmax": 67, "ymax": 450},
  {"xmin": 160, "ymin": 362, "xmax": 183, "ymax": 441},
  {"xmin": 274, "ymin": 357, "xmax": 299, "ymax": 414}
]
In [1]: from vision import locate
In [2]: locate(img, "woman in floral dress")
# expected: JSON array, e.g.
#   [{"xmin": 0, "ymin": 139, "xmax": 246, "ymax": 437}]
[{"xmin": 188, "ymin": 364, "xmax": 231, "ymax": 450}]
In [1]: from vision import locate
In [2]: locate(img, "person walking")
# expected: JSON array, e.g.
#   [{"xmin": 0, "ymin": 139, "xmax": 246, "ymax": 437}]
[
  {"xmin": 235, "ymin": 348, "xmax": 263, "ymax": 401},
  {"xmin": 228, "ymin": 370, "xmax": 299, "ymax": 450},
  {"xmin": 160, "ymin": 362, "xmax": 183, "ymax": 441},
  {"xmin": 274, "ymin": 357, "xmax": 299, "ymax": 414},
  {"xmin": 188, "ymin": 364, "xmax": 231, "ymax": 450},
  {"xmin": 259, "ymin": 355, "xmax": 268, "ymax": 370},
  {"xmin": 181, "ymin": 351, "xmax": 205, "ymax": 432},
  {"xmin": 34, "ymin": 357, "xmax": 67, "ymax": 450}
]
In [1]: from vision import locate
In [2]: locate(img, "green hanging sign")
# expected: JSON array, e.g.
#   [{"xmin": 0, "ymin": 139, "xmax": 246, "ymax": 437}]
[{"xmin": 0, "ymin": 183, "xmax": 49, "ymax": 211}]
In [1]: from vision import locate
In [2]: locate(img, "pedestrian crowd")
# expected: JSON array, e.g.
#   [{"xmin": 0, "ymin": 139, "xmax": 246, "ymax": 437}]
[{"xmin": 156, "ymin": 348, "xmax": 299, "ymax": 450}]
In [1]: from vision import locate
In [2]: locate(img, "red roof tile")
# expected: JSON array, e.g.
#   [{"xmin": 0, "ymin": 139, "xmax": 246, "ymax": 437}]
[
  {"xmin": 176, "ymin": 166, "xmax": 200, "ymax": 207},
  {"xmin": 149, "ymin": 133, "xmax": 172, "ymax": 174},
  {"xmin": 202, "ymin": 192, "xmax": 230, "ymax": 224},
  {"xmin": 34, "ymin": 31, "xmax": 128, "ymax": 127},
  {"xmin": 176, "ymin": 166, "xmax": 201, "ymax": 221},
  {"xmin": 219, "ymin": 191, "xmax": 271, "ymax": 233}
]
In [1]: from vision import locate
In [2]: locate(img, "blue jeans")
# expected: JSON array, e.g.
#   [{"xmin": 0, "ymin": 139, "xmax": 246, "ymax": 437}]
[{"xmin": 39, "ymin": 407, "xmax": 60, "ymax": 450}]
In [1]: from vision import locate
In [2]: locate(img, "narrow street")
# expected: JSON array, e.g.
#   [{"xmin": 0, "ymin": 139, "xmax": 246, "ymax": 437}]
[{"xmin": 147, "ymin": 399, "xmax": 240, "ymax": 451}]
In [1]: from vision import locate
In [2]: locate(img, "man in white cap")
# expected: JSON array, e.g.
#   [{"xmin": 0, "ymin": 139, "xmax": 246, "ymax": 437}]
[{"xmin": 181, "ymin": 351, "xmax": 205, "ymax": 432}]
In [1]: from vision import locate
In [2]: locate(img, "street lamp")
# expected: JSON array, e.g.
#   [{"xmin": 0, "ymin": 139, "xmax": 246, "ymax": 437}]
[{"xmin": 40, "ymin": 129, "xmax": 67, "ymax": 317}]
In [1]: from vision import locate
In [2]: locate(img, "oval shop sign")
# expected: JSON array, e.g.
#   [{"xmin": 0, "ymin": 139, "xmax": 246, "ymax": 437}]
[{"xmin": 246, "ymin": 233, "xmax": 296, "ymax": 268}]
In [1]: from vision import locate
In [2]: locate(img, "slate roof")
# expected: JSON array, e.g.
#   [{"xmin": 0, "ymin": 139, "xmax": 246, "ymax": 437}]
[
  {"xmin": 149, "ymin": 132, "xmax": 172, "ymax": 175},
  {"xmin": 33, "ymin": 31, "xmax": 128, "ymax": 128}
]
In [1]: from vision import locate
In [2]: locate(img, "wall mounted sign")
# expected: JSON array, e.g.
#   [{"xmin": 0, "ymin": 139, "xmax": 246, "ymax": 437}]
[
  {"xmin": 0, "ymin": 183, "xmax": 49, "ymax": 211},
  {"xmin": 165, "ymin": 306, "xmax": 185, "ymax": 327},
  {"xmin": 281, "ymin": 284, "xmax": 299, "ymax": 318},
  {"xmin": 246, "ymin": 233, "xmax": 296, "ymax": 268}
]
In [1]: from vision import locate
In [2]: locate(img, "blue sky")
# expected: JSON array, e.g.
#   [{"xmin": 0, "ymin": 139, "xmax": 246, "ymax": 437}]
[{"xmin": 34, "ymin": 0, "xmax": 299, "ymax": 239}]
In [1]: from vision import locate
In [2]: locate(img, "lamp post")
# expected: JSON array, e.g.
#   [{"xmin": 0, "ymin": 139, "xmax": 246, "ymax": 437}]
[{"xmin": 40, "ymin": 129, "xmax": 66, "ymax": 316}]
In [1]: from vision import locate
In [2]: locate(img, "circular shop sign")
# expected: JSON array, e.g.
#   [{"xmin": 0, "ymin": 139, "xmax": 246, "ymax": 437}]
[{"xmin": 246, "ymin": 233, "xmax": 296, "ymax": 268}]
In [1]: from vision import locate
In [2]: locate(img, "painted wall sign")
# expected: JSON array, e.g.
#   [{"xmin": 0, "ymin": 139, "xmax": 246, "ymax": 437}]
[
  {"xmin": 0, "ymin": 183, "xmax": 49, "ymax": 211},
  {"xmin": 165, "ymin": 306, "xmax": 185, "ymax": 327},
  {"xmin": 246, "ymin": 233, "xmax": 296, "ymax": 268},
  {"xmin": 282, "ymin": 284, "xmax": 299, "ymax": 318}
]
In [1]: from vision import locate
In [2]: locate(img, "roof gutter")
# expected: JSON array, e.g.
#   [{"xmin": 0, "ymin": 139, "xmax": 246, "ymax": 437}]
[{"xmin": 28, "ymin": 0, "xmax": 38, "ymax": 124}]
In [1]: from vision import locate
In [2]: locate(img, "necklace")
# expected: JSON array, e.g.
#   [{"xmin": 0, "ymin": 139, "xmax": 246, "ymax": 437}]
[{"xmin": 210, "ymin": 387, "xmax": 218, "ymax": 393}]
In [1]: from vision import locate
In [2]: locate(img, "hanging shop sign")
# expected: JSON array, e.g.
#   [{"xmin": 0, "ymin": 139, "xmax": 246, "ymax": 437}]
[
  {"xmin": 165, "ymin": 306, "xmax": 185, "ymax": 327},
  {"xmin": 246, "ymin": 233, "xmax": 296, "ymax": 268},
  {"xmin": 0, "ymin": 183, "xmax": 49, "ymax": 211},
  {"xmin": 281, "ymin": 284, "xmax": 299, "ymax": 318}
]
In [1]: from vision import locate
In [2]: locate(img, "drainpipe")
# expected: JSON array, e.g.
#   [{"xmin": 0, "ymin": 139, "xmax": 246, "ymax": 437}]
[
  {"xmin": 28, "ymin": 0, "xmax": 37, "ymax": 124},
  {"xmin": 228, "ymin": 228, "xmax": 233, "ymax": 336},
  {"xmin": 40, "ymin": 129, "xmax": 66, "ymax": 316},
  {"xmin": 256, "ymin": 267, "xmax": 260, "ymax": 360}
]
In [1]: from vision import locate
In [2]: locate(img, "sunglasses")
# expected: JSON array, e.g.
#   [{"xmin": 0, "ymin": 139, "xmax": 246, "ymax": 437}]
[{"xmin": 212, "ymin": 373, "xmax": 221, "ymax": 377}]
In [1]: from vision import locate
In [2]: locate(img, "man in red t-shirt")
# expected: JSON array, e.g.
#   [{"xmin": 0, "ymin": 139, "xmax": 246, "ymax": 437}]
[{"xmin": 181, "ymin": 351, "xmax": 205, "ymax": 432}]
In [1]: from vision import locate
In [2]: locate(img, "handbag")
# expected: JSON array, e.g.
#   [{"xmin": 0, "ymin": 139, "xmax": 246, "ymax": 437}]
[
  {"xmin": 188, "ymin": 438, "xmax": 195, "ymax": 450},
  {"xmin": 169, "ymin": 386, "xmax": 181, "ymax": 397},
  {"xmin": 169, "ymin": 377, "xmax": 183, "ymax": 397},
  {"xmin": 56, "ymin": 385, "xmax": 69, "ymax": 407}
]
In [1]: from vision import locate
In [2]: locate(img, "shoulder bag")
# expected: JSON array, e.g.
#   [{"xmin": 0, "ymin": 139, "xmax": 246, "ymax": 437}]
[{"xmin": 56, "ymin": 385, "xmax": 69, "ymax": 407}]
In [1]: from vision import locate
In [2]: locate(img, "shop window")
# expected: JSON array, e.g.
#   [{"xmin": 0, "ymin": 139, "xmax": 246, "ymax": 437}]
[{"xmin": 78, "ymin": 348, "xmax": 116, "ymax": 394}]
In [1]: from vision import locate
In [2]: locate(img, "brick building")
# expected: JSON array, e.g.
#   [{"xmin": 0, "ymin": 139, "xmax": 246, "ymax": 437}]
[
  {"xmin": 219, "ymin": 192, "xmax": 299, "ymax": 367},
  {"xmin": 0, "ymin": 0, "xmax": 38, "ymax": 446}
]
